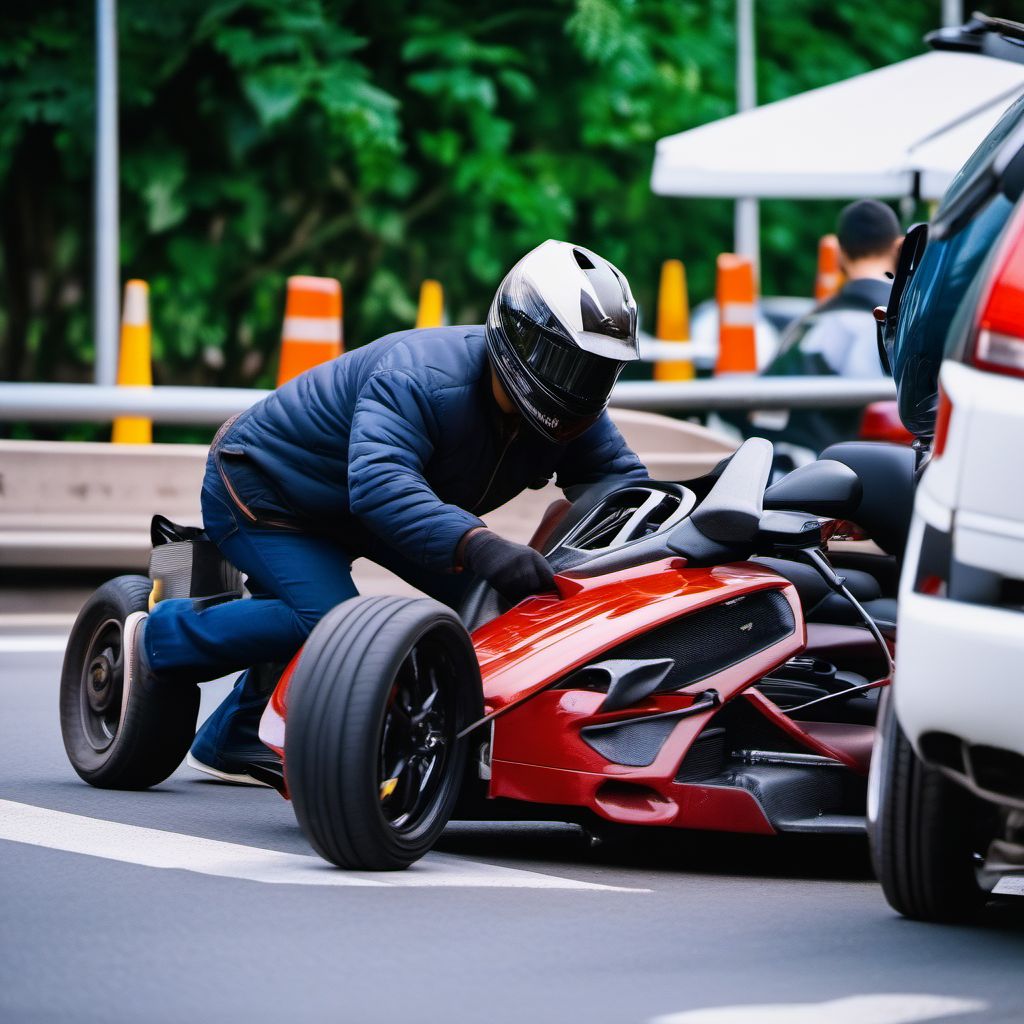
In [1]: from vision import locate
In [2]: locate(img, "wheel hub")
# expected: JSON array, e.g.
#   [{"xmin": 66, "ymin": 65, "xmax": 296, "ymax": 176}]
[
  {"xmin": 87, "ymin": 647, "xmax": 119, "ymax": 714},
  {"xmin": 378, "ymin": 640, "xmax": 458, "ymax": 830}
]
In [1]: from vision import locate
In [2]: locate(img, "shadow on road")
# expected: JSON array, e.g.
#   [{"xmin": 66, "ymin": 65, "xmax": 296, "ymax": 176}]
[{"xmin": 437, "ymin": 818, "xmax": 875, "ymax": 882}]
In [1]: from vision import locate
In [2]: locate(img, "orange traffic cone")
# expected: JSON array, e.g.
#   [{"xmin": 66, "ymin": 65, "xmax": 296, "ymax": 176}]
[
  {"xmin": 815, "ymin": 234, "xmax": 843, "ymax": 303},
  {"xmin": 715, "ymin": 254, "xmax": 757, "ymax": 375},
  {"xmin": 416, "ymin": 279, "xmax": 444, "ymax": 328},
  {"xmin": 112, "ymin": 279, "xmax": 153, "ymax": 444},
  {"xmin": 653, "ymin": 260, "xmax": 695, "ymax": 382},
  {"xmin": 276, "ymin": 276, "xmax": 343, "ymax": 386}
]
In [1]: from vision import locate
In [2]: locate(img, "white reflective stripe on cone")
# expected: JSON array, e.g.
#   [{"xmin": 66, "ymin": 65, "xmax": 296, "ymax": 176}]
[
  {"xmin": 281, "ymin": 317, "xmax": 342, "ymax": 343},
  {"xmin": 720, "ymin": 302, "xmax": 756, "ymax": 327},
  {"xmin": 122, "ymin": 282, "xmax": 149, "ymax": 327},
  {"xmin": 288, "ymin": 276, "xmax": 340, "ymax": 294}
]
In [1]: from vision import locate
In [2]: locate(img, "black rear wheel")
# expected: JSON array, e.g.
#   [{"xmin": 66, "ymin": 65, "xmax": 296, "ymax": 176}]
[
  {"xmin": 869, "ymin": 689, "xmax": 990, "ymax": 922},
  {"xmin": 60, "ymin": 576, "xmax": 200, "ymax": 789},
  {"xmin": 286, "ymin": 596, "xmax": 482, "ymax": 870}
]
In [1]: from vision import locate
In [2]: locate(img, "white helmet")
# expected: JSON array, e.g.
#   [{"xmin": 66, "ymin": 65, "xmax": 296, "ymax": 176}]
[{"xmin": 485, "ymin": 240, "xmax": 639, "ymax": 442}]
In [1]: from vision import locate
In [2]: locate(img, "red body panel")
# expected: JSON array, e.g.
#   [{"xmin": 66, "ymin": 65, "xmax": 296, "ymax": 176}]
[
  {"xmin": 259, "ymin": 651, "xmax": 300, "ymax": 761},
  {"xmin": 476, "ymin": 559, "xmax": 817, "ymax": 832},
  {"xmin": 473, "ymin": 559, "xmax": 798, "ymax": 718},
  {"xmin": 490, "ymin": 760, "xmax": 776, "ymax": 834},
  {"xmin": 266, "ymin": 553, "xmax": 883, "ymax": 834}
]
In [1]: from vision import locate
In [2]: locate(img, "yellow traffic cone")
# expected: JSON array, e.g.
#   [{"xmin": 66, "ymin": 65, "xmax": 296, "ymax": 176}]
[
  {"xmin": 416, "ymin": 279, "xmax": 444, "ymax": 328},
  {"xmin": 112, "ymin": 280, "xmax": 153, "ymax": 444},
  {"xmin": 653, "ymin": 259, "xmax": 694, "ymax": 381}
]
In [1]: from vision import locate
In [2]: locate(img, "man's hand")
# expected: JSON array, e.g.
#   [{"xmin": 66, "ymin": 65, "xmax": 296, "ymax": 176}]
[{"xmin": 461, "ymin": 529, "xmax": 556, "ymax": 605}]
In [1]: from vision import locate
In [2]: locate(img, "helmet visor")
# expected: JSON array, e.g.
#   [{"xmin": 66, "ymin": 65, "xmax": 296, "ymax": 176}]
[{"xmin": 500, "ymin": 308, "xmax": 626, "ymax": 405}]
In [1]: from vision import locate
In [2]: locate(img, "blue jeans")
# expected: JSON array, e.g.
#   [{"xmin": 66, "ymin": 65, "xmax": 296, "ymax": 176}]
[{"xmin": 144, "ymin": 474, "xmax": 473, "ymax": 680}]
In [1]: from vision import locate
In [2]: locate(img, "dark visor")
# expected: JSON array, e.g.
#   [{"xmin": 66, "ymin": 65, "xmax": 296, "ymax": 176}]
[{"xmin": 501, "ymin": 309, "xmax": 625, "ymax": 403}]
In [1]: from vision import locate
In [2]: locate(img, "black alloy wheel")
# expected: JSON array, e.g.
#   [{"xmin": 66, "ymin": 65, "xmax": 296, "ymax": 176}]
[
  {"xmin": 286, "ymin": 596, "xmax": 482, "ymax": 871},
  {"xmin": 379, "ymin": 636, "xmax": 459, "ymax": 831}
]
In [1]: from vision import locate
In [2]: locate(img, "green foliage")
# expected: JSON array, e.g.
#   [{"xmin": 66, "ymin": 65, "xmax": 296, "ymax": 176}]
[{"xmin": 0, "ymin": 0, "xmax": 1011, "ymax": 389}]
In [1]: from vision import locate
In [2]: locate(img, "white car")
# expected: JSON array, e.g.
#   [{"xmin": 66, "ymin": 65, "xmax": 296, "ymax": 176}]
[{"xmin": 869, "ymin": 97, "xmax": 1024, "ymax": 922}]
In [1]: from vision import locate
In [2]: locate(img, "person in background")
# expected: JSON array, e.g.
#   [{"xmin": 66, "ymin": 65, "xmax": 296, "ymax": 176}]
[{"xmin": 748, "ymin": 199, "xmax": 903, "ymax": 463}]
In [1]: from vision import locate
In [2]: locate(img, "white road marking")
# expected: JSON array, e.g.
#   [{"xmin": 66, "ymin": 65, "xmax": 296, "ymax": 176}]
[
  {"xmin": 0, "ymin": 800, "xmax": 647, "ymax": 891},
  {"xmin": 0, "ymin": 613, "xmax": 77, "ymax": 628},
  {"xmin": 650, "ymin": 994, "xmax": 987, "ymax": 1024},
  {"xmin": 993, "ymin": 875, "xmax": 1024, "ymax": 896},
  {"xmin": 0, "ymin": 634, "xmax": 68, "ymax": 653}
]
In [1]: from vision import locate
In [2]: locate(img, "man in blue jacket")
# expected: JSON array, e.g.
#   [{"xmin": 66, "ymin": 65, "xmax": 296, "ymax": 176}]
[{"xmin": 123, "ymin": 240, "xmax": 648, "ymax": 785}]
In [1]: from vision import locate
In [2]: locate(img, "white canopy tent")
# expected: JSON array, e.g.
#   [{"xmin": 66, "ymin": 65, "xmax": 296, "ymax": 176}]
[{"xmin": 652, "ymin": 51, "xmax": 1024, "ymax": 202}]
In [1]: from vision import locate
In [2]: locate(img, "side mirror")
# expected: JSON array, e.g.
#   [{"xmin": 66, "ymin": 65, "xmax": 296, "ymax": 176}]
[
  {"xmin": 763, "ymin": 459, "xmax": 861, "ymax": 518},
  {"xmin": 757, "ymin": 510, "xmax": 822, "ymax": 550}
]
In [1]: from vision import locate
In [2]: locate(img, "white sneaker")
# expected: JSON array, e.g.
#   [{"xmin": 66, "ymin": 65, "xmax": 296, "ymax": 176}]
[
  {"xmin": 185, "ymin": 751, "xmax": 271, "ymax": 788},
  {"xmin": 121, "ymin": 610, "xmax": 150, "ymax": 722}
]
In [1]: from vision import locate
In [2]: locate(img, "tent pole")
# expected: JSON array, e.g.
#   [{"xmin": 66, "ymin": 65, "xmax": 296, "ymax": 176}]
[
  {"xmin": 734, "ymin": 0, "xmax": 759, "ymax": 276},
  {"xmin": 94, "ymin": 0, "xmax": 119, "ymax": 386},
  {"xmin": 942, "ymin": 0, "xmax": 963, "ymax": 29}
]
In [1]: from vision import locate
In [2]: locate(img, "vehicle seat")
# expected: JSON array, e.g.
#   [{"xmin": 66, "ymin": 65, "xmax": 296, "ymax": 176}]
[
  {"xmin": 753, "ymin": 556, "xmax": 879, "ymax": 614},
  {"xmin": 754, "ymin": 557, "xmax": 896, "ymax": 638},
  {"xmin": 819, "ymin": 442, "xmax": 917, "ymax": 559},
  {"xmin": 859, "ymin": 597, "xmax": 898, "ymax": 639}
]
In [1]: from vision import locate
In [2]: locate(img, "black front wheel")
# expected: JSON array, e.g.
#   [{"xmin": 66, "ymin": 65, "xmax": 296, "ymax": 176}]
[
  {"xmin": 286, "ymin": 596, "xmax": 482, "ymax": 870},
  {"xmin": 60, "ymin": 575, "xmax": 200, "ymax": 789},
  {"xmin": 869, "ymin": 689, "xmax": 991, "ymax": 922}
]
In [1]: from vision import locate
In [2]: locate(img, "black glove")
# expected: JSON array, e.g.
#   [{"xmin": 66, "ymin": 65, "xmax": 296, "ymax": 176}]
[{"xmin": 462, "ymin": 529, "xmax": 556, "ymax": 605}]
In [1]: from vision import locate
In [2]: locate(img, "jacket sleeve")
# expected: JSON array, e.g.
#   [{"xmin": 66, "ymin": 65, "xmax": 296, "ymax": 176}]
[
  {"xmin": 348, "ymin": 370, "xmax": 485, "ymax": 571},
  {"xmin": 554, "ymin": 413, "xmax": 649, "ymax": 501}
]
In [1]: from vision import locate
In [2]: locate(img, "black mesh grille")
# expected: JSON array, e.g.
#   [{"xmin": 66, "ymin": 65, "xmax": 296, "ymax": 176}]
[
  {"xmin": 675, "ymin": 727, "xmax": 727, "ymax": 782},
  {"xmin": 608, "ymin": 589, "xmax": 794, "ymax": 693}
]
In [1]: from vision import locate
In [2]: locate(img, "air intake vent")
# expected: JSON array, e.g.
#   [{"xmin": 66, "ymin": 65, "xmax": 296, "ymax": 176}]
[
  {"xmin": 606, "ymin": 589, "xmax": 794, "ymax": 693},
  {"xmin": 675, "ymin": 727, "xmax": 727, "ymax": 782},
  {"xmin": 572, "ymin": 248, "xmax": 595, "ymax": 270}
]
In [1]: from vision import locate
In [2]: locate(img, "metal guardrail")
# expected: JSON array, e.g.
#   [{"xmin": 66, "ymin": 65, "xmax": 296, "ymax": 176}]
[
  {"xmin": 613, "ymin": 377, "xmax": 895, "ymax": 410},
  {"xmin": 0, "ymin": 378, "xmax": 896, "ymax": 425}
]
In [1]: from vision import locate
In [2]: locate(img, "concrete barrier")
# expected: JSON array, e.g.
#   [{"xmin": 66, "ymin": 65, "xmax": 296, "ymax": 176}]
[
  {"xmin": 0, "ymin": 411, "xmax": 735, "ymax": 572},
  {"xmin": 0, "ymin": 440, "xmax": 207, "ymax": 570}
]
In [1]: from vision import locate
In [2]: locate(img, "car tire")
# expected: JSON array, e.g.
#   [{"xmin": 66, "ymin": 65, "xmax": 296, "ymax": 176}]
[
  {"xmin": 286, "ymin": 596, "xmax": 482, "ymax": 871},
  {"xmin": 60, "ymin": 575, "xmax": 200, "ymax": 789},
  {"xmin": 869, "ymin": 688, "xmax": 987, "ymax": 922}
]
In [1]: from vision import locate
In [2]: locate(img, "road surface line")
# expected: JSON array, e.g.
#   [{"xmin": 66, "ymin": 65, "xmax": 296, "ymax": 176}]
[
  {"xmin": 993, "ymin": 875, "xmax": 1024, "ymax": 896},
  {"xmin": 0, "ymin": 635, "xmax": 68, "ymax": 653},
  {"xmin": 0, "ymin": 613, "xmax": 77, "ymax": 627},
  {"xmin": 0, "ymin": 800, "xmax": 647, "ymax": 891},
  {"xmin": 650, "ymin": 994, "xmax": 987, "ymax": 1024}
]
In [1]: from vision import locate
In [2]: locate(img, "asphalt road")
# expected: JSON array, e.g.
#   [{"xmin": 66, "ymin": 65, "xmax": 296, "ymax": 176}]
[{"xmin": 3, "ymin": 615, "xmax": 1024, "ymax": 1024}]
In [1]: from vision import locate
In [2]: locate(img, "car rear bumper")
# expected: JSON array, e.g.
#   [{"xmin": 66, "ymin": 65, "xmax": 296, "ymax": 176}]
[{"xmin": 896, "ymin": 362, "xmax": 1024, "ymax": 804}]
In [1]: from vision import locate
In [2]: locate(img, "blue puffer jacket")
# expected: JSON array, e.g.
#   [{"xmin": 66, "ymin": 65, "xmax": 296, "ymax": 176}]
[{"xmin": 214, "ymin": 325, "xmax": 647, "ymax": 571}]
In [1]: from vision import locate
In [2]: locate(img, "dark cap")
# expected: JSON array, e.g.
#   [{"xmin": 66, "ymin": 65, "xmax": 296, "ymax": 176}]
[{"xmin": 837, "ymin": 200, "xmax": 902, "ymax": 260}]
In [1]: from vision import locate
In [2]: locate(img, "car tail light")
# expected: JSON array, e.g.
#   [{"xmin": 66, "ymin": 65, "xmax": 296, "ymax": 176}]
[
  {"xmin": 971, "ymin": 203, "xmax": 1024, "ymax": 378},
  {"xmin": 932, "ymin": 384, "xmax": 952, "ymax": 458},
  {"xmin": 858, "ymin": 401, "xmax": 914, "ymax": 445}
]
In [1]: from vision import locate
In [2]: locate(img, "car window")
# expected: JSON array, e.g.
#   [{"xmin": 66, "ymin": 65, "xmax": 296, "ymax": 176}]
[
  {"xmin": 893, "ymin": 195, "xmax": 1011, "ymax": 437},
  {"xmin": 935, "ymin": 91, "xmax": 1024, "ymax": 218},
  {"xmin": 890, "ymin": 94, "xmax": 1024, "ymax": 438}
]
